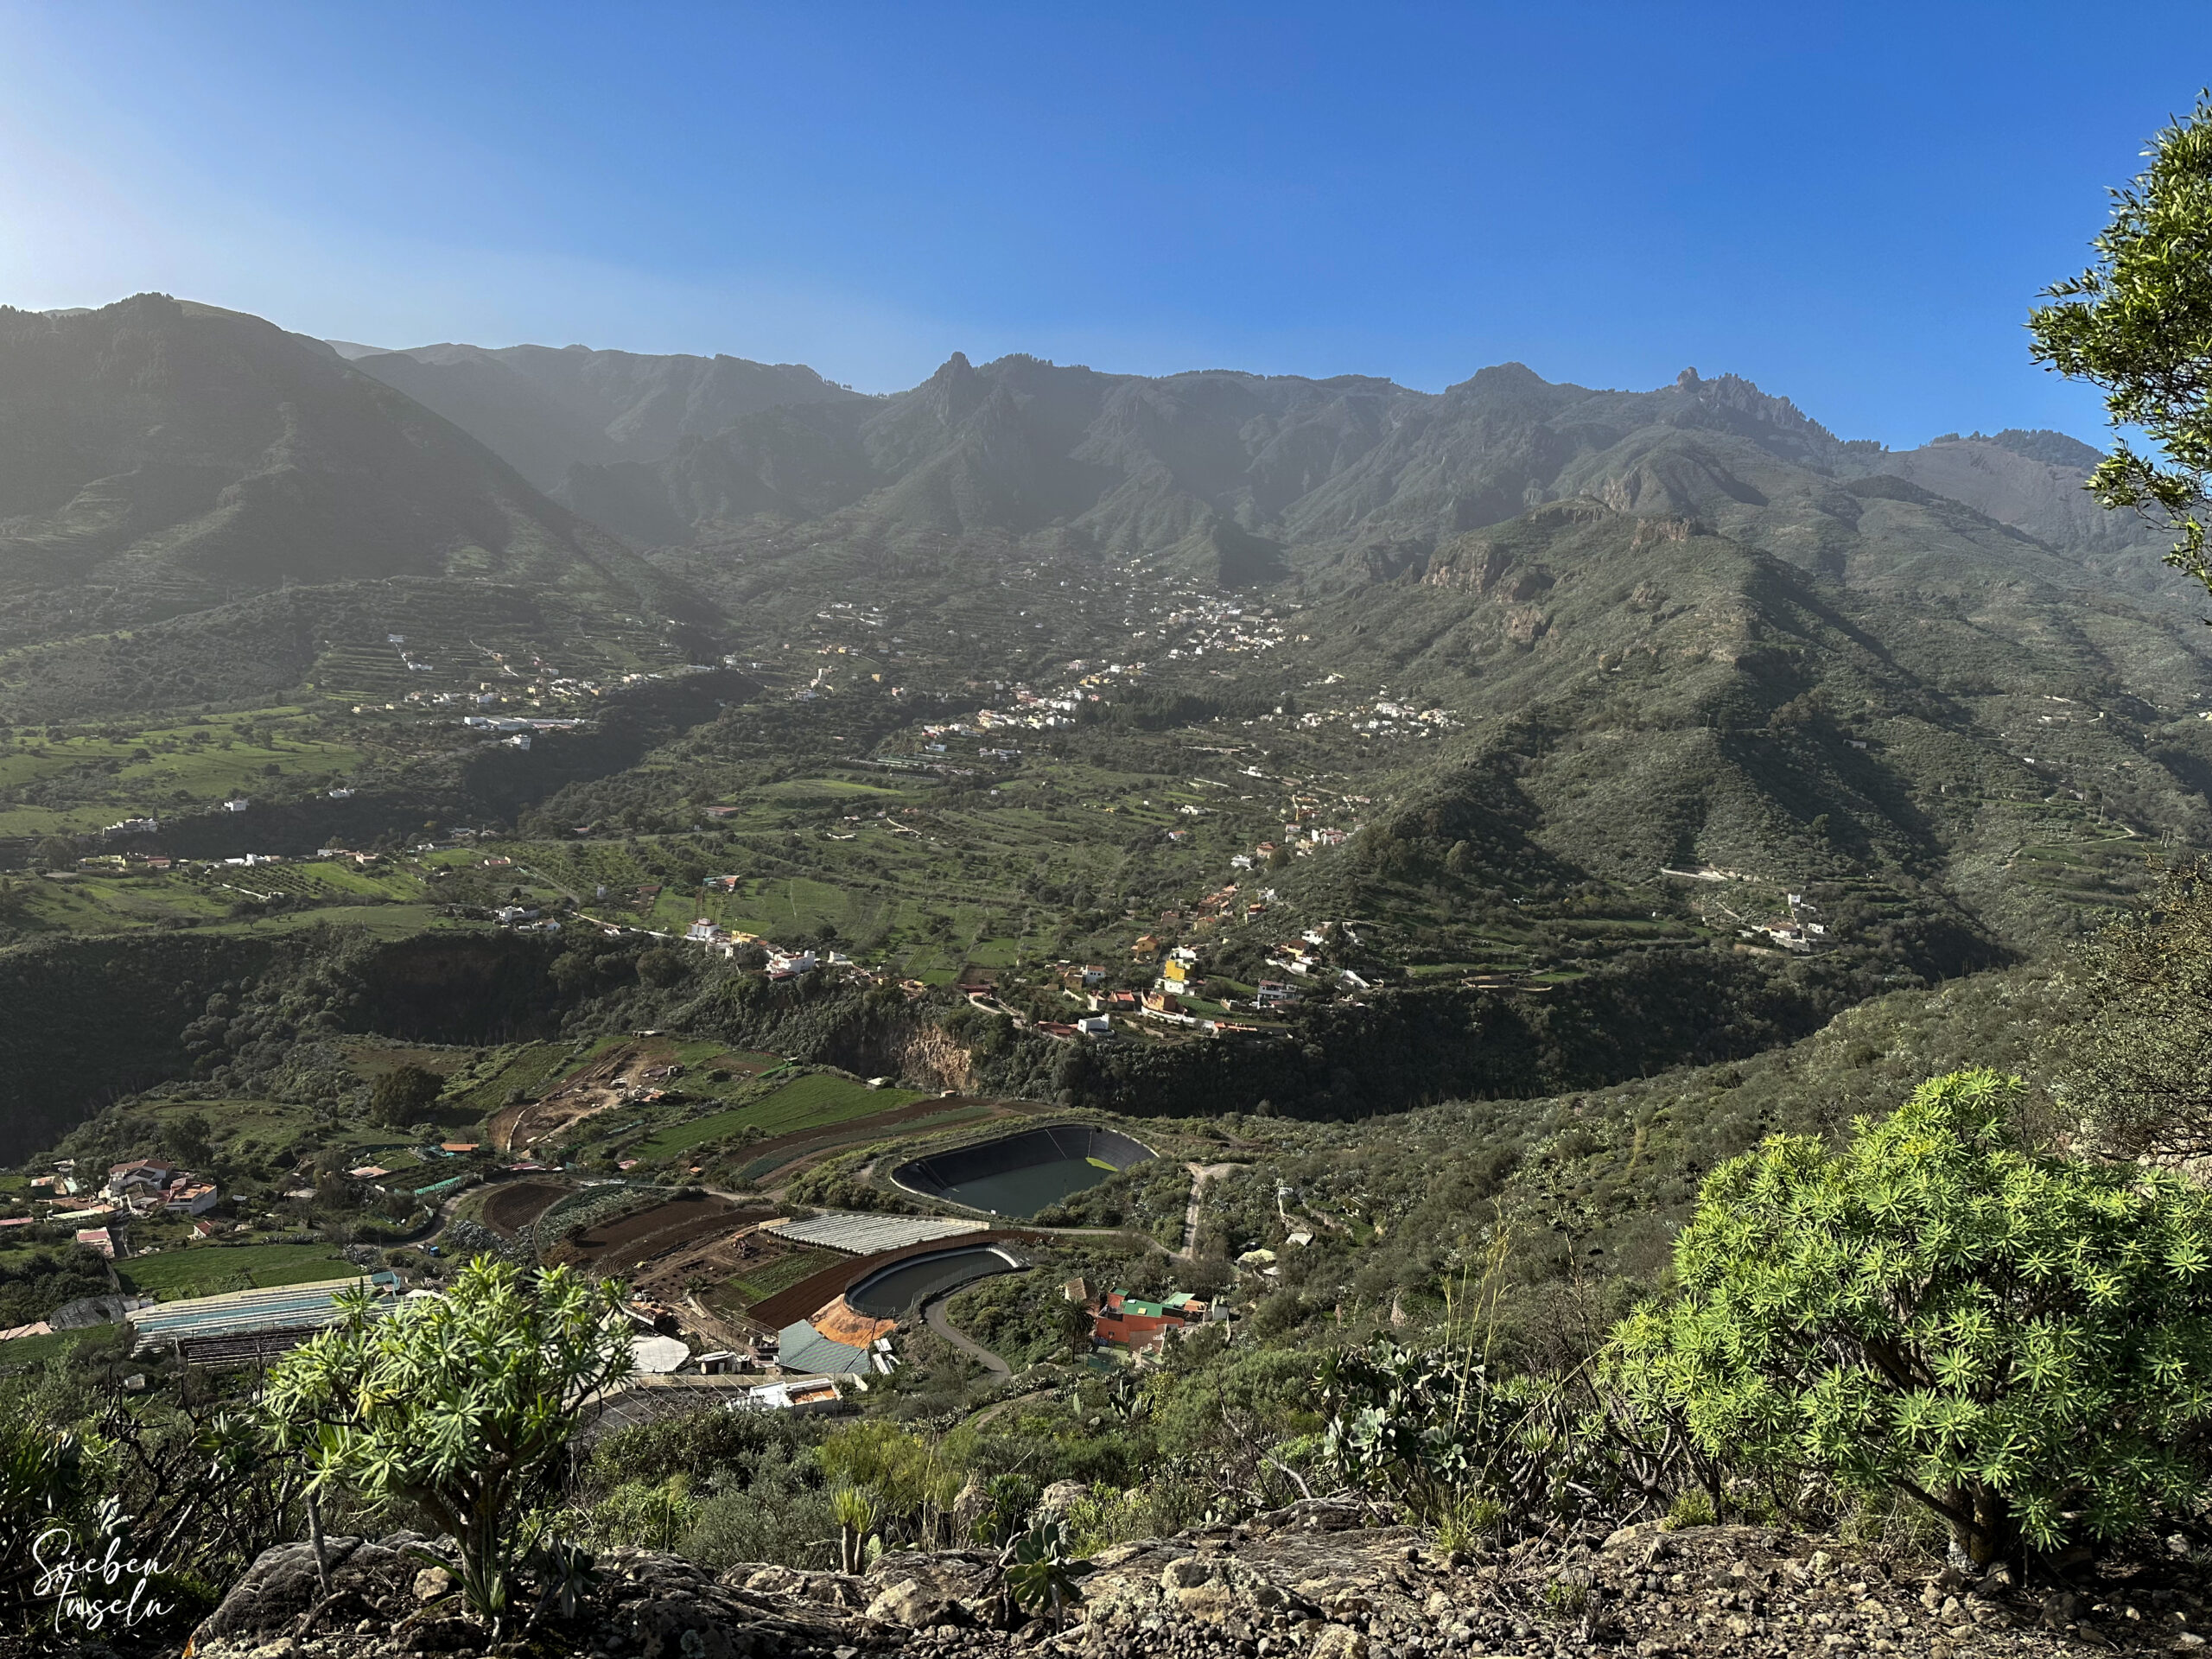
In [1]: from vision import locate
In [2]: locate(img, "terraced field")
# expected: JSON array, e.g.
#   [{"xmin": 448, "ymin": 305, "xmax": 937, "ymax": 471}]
[
  {"xmin": 303, "ymin": 588, "xmax": 692, "ymax": 708},
  {"xmin": 704, "ymin": 1243, "xmax": 842, "ymax": 1320}
]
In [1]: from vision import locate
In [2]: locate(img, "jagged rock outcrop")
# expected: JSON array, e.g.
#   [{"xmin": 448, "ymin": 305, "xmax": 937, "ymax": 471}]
[{"xmin": 167, "ymin": 1512, "xmax": 2210, "ymax": 1659}]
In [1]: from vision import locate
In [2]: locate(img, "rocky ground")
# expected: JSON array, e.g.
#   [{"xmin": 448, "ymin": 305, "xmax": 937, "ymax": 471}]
[{"xmin": 23, "ymin": 1504, "xmax": 2209, "ymax": 1659}]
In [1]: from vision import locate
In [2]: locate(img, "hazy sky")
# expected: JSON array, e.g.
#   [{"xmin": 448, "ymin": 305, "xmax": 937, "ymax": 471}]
[{"xmin": 2, "ymin": 2, "xmax": 2202, "ymax": 447}]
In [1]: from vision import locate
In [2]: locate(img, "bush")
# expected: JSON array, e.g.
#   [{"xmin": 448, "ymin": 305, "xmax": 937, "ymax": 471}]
[
  {"xmin": 262, "ymin": 1259, "xmax": 635, "ymax": 1631},
  {"xmin": 2051, "ymin": 860, "xmax": 2212, "ymax": 1162},
  {"xmin": 1615, "ymin": 1069, "xmax": 2212, "ymax": 1568}
]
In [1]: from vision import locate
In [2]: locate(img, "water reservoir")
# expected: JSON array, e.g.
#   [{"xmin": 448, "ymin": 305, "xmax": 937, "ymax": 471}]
[
  {"xmin": 891, "ymin": 1123, "xmax": 1154, "ymax": 1218},
  {"xmin": 848, "ymin": 1244, "xmax": 1024, "ymax": 1317}
]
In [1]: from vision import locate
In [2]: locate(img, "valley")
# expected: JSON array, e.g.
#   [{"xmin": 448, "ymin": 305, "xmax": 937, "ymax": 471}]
[{"xmin": 2, "ymin": 293, "xmax": 2208, "ymax": 1655}]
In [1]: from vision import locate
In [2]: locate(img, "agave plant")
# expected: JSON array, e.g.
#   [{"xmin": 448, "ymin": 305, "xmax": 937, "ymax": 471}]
[
  {"xmin": 1001, "ymin": 1518, "xmax": 1093, "ymax": 1634},
  {"xmin": 830, "ymin": 1483, "xmax": 880, "ymax": 1575}
]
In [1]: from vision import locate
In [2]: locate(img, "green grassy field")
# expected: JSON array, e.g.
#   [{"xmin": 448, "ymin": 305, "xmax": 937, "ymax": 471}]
[
  {"xmin": 118, "ymin": 1242, "xmax": 359, "ymax": 1300},
  {"xmin": 0, "ymin": 708, "xmax": 368, "ymax": 836},
  {"xmin": 126, "ymin": 1096, "xmax": 429, "ymax": 1167},
  {"xmin": 637, "ymin": 1071, "xmax": 931, "ymax": 1160},
  {"xmin": 0, "ymin": 1325, "xmax": 113, "ymax": 1368}
]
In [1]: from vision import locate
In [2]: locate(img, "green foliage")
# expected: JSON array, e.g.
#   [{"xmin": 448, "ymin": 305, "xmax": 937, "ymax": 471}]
[
  {"xmin": 969, "ymin": 1472, "xmax": 1040, "ymax": 1548},
  {"xmin": 2051, "ymin": 860, "xmax": 2212, "ymax": 1161},
  {"xmin": 368, "ymin": 1063, "xmax": 444, "ymax": 1128},
  {"xmin": 830, "ymin": 1482, "xmax": 880, "ymax": 1573},
  {"xmin": 0, "ymin": 1409, "xmax": 91, "ymax": 1627},
  {"xmin": 586, "ymin": 1474, "xmax": 696, "ymax": 1554},
  {"xmin": 1001, "ymin": 1517, "xmax": 1094, "ymax": 1633},
  {"xmin": 581, "ymin": 1407, "xmax": 834, "ymax": 1571},
  {"xmin": 817, "ymin": 1419, "xmax": 963, "ymax": 1544},
  {"xmin": 2031, "ymin": 92, "xmax": 2212, "ymax": 582},
  {"xmin": 261, "ymin": 1258, "xmax": 635, "ymax": 1631},
  {"xmin": 1615, "ymin": 1069, "xmax": 2212, "ymax": 1567},
  {"xmin": 0, "ymin": 1247, "xmax": 112, "ymax": 1329},
  {"xmin": 1318, "ymin": 1335, "xmax": 1654, "ymax": 1535}
]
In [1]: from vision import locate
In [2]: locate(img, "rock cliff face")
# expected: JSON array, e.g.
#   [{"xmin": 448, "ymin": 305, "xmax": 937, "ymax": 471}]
[{"xmin": 165, "ymin": 1510, "xmax": 2207, "ymax": 1659}]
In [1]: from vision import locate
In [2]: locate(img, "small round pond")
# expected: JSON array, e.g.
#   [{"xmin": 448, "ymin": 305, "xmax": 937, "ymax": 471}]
[
  {"xmin": 847, "ymin": 1246, "xmax": 1022, "ymax": 1317},
  {"xmin": 890, "ymin": 1123, "xmax": 1154, "ymax": 1218}
]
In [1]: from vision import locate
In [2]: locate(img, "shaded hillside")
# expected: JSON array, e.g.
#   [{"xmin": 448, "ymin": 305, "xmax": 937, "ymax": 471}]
[
  {"xmin": 1238, "ymin": 499, "xmax": 2212, "ymax": 960},
  {"xmin": 0, "ymin": 577, "xmax": 714, "ymax": 722},
  {"xmin": 0, "ymin": 296, "xmax": 686, "ymax": 645},
  {"xmin": 1861, "ymin": 429, "xmax": 2189, "ymax": 600},
  {"xmin": 348, "ymin": 340, "xmax": 865, "ymax": 491}
]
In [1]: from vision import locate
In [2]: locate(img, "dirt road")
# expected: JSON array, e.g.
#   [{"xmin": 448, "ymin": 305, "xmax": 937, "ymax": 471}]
[{"xmin": 1179, "ymin": 1161, "xmax": 1240, "ymax": 1258}]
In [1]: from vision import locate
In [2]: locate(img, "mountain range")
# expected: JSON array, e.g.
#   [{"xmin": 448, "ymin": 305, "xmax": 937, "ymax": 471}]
[
  {"xmin": 0, "ymin": 291, "xmax": 2209, "ymax": 1098},
  {"xmin": 2, "ymin": 294, "xmax": 2187, "ymax": 640}
]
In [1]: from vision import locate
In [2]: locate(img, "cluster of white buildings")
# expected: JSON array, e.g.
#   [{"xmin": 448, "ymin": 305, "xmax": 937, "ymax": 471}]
[{"xmin": 680, "ymin": 917, "xmax": 842, "ymax": 979}]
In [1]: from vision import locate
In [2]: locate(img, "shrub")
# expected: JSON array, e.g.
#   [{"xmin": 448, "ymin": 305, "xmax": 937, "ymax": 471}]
[
  {"xmin": 1615, "ymin": 1069, "xmax": 2212, "ymax": 1568},
  {"xmin": 2051, "ymin": 860, "xmax": 2212, "ymax": 1162},
  {"xmin": 262, "ymin": 1259, "xmax": 634, "ymax": 1632}
]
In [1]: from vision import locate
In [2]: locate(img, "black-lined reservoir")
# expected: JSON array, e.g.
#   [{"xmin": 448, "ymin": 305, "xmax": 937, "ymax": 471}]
[
  {"xmin": 890, "ymin": 1123, "xmax": 1154, "ymax": 1217},
  {"xmin": 846, "ymin": 1244, "xmax": 1024, "ymax": 1316}
]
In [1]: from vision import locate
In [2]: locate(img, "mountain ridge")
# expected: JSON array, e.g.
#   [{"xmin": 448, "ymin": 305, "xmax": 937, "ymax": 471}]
[
  {"xmin": 0, "ymin": 294, "xmax": 702, "ymax": 649},
  {"xmin": 346, "ymin": 340, "xmax": 867, "ymax": 492}
]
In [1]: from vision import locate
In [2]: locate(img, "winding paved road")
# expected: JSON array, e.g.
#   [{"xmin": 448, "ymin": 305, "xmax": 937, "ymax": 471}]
[{"xmin": 922, "ymin": 1291, "xmax": 1011, "ymax": 1376}]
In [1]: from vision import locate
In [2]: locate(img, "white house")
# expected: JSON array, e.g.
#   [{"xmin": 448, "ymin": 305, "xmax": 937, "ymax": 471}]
[{"xmin": 106, "ymin": 1159, "xmax": 178, "ymax": 1198}]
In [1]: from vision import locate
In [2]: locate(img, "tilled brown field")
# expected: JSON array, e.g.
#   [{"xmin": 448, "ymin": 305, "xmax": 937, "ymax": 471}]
[
  {"xmin": 562, "ymin": 1194, "xmax": 772, "ymax": 1274},
  {"xmin": 480, "ymin": 1179, "xmax": 573, "ymax": 1238}
]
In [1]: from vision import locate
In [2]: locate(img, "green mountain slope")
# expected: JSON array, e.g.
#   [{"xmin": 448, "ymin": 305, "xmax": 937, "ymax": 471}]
[
  {"xmin": 1225, "ymin": 497, "xmax": 2212, "ymax": 964},
  {"xmin": 0, "ymin": 295, "xmax": 684, "ymax": 648}
]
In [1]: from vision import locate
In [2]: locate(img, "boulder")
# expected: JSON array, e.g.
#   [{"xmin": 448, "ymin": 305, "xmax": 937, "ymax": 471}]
[
  {"xmin": 1037, "ymin": 1479, "xmax": 1090, "ymax": 1517},
  {"xmin": 866, "ymin": 1579, "xmax": 966, "ymax": 1628},
  {"xmin": 193, "ymin": 1535, "xmax": 423, "ymax": 1643}
]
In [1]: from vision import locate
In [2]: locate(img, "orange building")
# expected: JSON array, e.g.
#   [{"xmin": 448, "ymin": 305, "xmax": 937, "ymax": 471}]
[{"xmin": 1092, "ymin": 1288, "xmax": 1212, "ymax": 1354}]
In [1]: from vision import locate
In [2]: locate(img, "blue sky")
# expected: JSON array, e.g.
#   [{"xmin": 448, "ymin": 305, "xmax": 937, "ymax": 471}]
[{"xmin": 1, "ymin": 2, "xmax": 2202, "ymax": 447}]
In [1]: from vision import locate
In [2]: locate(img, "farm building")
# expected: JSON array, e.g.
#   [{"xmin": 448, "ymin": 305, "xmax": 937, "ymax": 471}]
[{"xmin": 127, "ymin": 1272, "xmax": 401, "ymax": 1369}]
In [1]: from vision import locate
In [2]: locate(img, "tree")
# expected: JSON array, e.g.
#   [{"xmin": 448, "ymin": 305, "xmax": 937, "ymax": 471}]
[
  {"xmin": 261, "ymin": 1259, "xmax": 635, "ymax": 1632},
  {"xmin": 2030, "ymin": 93, "xmax": 2212, "ymax": 587},
  {"xmin": 1614, "ymin": 1070, "xmax": 2212, "ymax": 1569},
  {"xmin": 368, "ymin": 1064, "xmax": 443, "ymax": 1128},
  {"xmin": 1054, "ymin": 1292, "xmax": 1096, "ymax": 1361},
  {"xmin": 163, "ymin": 1110, "xmax": 213, "ymax": 1167},
  {"xmin": 2049, "ymin": 858, "xmax": 2212, "ymax": 1162}
]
